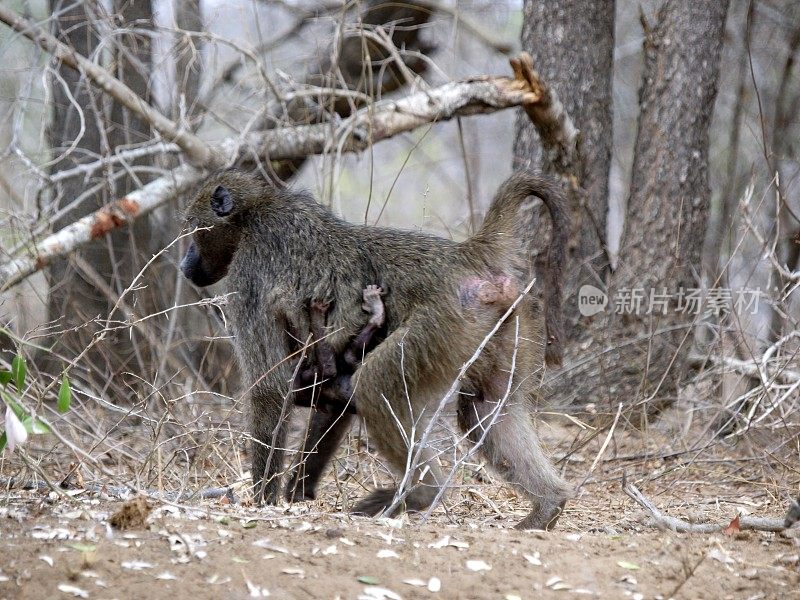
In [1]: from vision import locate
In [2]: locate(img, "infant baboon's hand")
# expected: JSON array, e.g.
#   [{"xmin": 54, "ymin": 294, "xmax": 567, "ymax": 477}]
[
  {"xmin": 362, "ymin": 285, "xmax": 383, "ymax": 311},
  {"xmin": 310, "ymin": 298, "xmax": 332, "ymax": 312}
]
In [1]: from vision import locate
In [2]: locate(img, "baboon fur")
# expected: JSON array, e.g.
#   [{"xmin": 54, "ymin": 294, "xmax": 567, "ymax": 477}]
[{"xmin": 180, "ymin": 169, "xmax": 571, "ymax": 530}]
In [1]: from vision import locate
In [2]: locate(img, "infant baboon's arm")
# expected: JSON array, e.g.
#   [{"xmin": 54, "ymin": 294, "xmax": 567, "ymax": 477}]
[
  {"xmin": 293, "ymin": 285, "xmax": 385, "ymax": 413},
  {"xmin": 343, "ymin": 284, "xmax": 385, "ymax": 368}
]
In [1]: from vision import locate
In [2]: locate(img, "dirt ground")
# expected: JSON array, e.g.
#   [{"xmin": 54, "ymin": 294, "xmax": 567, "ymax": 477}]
[
  {"xmin": 1, "ymin": 476, "xmax": 798, "ymax": 599},
  {"xmin": 1, "ymin": 419, "xmax": 799, "ymax": 600}
]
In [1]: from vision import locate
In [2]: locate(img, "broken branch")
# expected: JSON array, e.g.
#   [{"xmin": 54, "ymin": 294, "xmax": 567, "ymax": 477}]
[
  {"xmin": 0, "ymin": 54, "xmax": 549, "ymax": 291},
  {"xmin": 623, "ymin": 481, "xmax": 794, "ymax": 533}
]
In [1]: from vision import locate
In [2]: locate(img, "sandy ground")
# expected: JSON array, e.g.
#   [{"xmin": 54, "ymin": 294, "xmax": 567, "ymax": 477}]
[{"xmin": 1, "ymin": 478, "xmax": 798, "ymax": 600}]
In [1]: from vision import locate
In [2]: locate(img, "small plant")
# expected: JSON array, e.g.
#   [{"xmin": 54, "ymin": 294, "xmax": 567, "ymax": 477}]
[{"xmin": 0, "ymin": 351, "xmax": 71, "ymax": 453}]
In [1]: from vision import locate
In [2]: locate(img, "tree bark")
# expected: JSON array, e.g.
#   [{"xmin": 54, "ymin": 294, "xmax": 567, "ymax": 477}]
[
  {"xmin": 513, "ymin": 0, "xmax": 615, "ymax": 342},
  {"xmin": 46, "ymin": 0, "xmax": 157, "ymax": 378},
  {"xmin": 47, "ymin": 1, "xmax": 108, "ymax": 354},
  {"xmin": 550, "ymin": 0, "xmax": 730, "ymax": 412}
]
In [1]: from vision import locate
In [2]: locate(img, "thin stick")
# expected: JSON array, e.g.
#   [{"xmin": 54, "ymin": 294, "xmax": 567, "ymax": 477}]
[{"xmin": 623, "ymin": 481, "xmax": 789, "ymax": 533}]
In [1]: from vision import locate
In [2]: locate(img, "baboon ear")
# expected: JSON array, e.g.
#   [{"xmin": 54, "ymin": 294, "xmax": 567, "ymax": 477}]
[{"xmin": 211, "ymin": 185, "xmax": 234, "ymax": 217}]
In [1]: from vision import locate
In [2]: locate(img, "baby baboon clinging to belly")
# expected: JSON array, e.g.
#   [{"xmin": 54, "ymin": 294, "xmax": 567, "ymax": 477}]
[{"xmin": 292, "ymin": 285, "xmax": 386, "ymax": 414}]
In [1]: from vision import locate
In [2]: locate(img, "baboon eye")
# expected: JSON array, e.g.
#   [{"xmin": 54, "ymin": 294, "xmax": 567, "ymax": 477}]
[{"xmin": 211, "ymin": 185, "xmax": 234, "ymax": 217}]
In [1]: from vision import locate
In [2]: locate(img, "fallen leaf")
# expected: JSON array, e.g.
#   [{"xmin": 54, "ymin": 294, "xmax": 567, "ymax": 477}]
[
  {"xmin": 546, "ymin": 576, "xmax": 564, "ymax": 587},
  {"xmin": 708, "ymin": 548, "xmax": 735, "ymax": 565},
  {"xmin": 376, "ymin": 549, "xmax": 399, "ymax": 559},
  {"xmin": 281, "ymin": 568, "xmax": 305, "ymax": 578},
  {"xmin": 617, "ymin": 561, "xmax": 640, "ymax": 570},
  {"xmin": 723, "ymin": 515, "xmax": 741, "ymax": 536},
  {"xmin": 57, "ymin": 584, "xmax": 89, "ymax": 598},
  {"xmin": 155, "ymin": 572, "xmax": 177, "ymax": 580},
  {"xmin": 322, "ymin": 545, "xmax": 338, "ymax": 556},
  {"xmin": 427, "ymin": 577, "xmax": 441, "ymax": 592},
  {"xmin": 466, "ymin": 559, "xmax": 491, "ymax": 572},
  {"xmin": 358, "ymin": 575, "xmax": 381, "ymax": 585},
  {"xmin": 523, "ymin": 553, "xmax": 542, "ymax": 566},
  {"xmin": 121, "ymin": 561, "xmax": 154, "ymax": 570},
  {"xmin": 39, "ymin": 555, "xmax": 54, "ymax": 567},
  {"xmin": 244, "ymin": 577, "xmax": 269, "ymax": 597},
  {"xmin": 359, "ymin": 587, "xmax": 401, "ymax": 600},
  {"xmin": 340, "ymin": 538, "xmax": 356, "ymax": 546},
  {"xmin": 402, "ymin": 579, "xmax": 426, "ymax": 587}
]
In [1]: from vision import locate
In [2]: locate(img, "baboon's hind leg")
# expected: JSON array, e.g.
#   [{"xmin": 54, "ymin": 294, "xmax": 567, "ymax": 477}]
[
  {"xmin": 350, "ymin": 314, "xmax": 448, "ymax": 516},
  {"xmin": 457, "ymin": 388, "xmax": 570, "ymax": 530},
  {"xmin": 286, "ymin": 410, "xmax": 354, "ymax": 502}
]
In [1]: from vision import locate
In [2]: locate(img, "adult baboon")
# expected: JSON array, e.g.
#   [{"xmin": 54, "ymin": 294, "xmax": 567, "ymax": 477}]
[{"xmin": 180, "ymin": 170, "xmax": 570, "ymax": 529}]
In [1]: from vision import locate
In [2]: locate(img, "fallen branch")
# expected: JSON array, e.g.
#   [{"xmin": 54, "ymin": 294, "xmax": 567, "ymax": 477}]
[
  {"xmin": 1, "ymin": 55, "xmax": 546, "ymax": 291},
  {"xmin": 0, "ymin": 4, "xmax": 220, "ymax": 167},
  {"xmin": 0, "ymin": 476, "xmax": 238, "ymax": 503},
  {"xmin": 623, "ymin": 481, "xmax": 797, "ymax": 533}
]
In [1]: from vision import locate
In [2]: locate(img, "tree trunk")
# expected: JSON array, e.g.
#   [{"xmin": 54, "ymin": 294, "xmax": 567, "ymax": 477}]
[
  {"xmin": 47, "ymin": 1, "xmax": 108, "ymax": 357},
  {"xmin": 47, "ymin": 0, "xmax": 156, "ymax": 378},
  {"xmin": 550, "ymin": 0, "xmax": 730, "ymax": 413},
  {"xmin": 513, "ymin": 0, "xmax": 615, "ymax": 341}
]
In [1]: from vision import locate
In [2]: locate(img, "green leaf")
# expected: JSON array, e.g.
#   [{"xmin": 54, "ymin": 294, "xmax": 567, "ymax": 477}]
[
  {"xmin": 357, "ymin": 576, "xmax": 381, "ymax": 585},
  {"xmin": 22, "ymin": 416, "xmax": 50, "ymax": 435},
  {"xmin": 0, "ymin": 431, "xmax": 6, "ymax": 453},
  {"xmin": 241, "ymin": 520, "xmax": 257, "ymax": 529},
  {"xmin": 617, "ymin": 561, "xmax": 640, "ymax": 570},
  {"xmin": 0, "ymin": 371, "xmax": 10, "ymax": 387},
  {"xmin": 58, "ymin": 375, "xmax": 71, "ymax": 413},
  {"xmin": 11, "ymin": 354, "xmax": 26, "ymax": 392}
]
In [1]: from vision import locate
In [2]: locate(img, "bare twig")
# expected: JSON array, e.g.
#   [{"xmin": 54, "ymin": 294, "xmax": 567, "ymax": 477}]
[{"xmin": 623, "ymin": 481, "xmax": 790, "ymax": 533}]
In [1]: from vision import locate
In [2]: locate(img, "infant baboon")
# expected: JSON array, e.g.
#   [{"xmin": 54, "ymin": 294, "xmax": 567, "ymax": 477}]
[
  {"xmin": 180, "ymin": 169, "xmax": 570, "ymax": 529},
  {"xmin": 292, "ymin": 285, "xmax": 386, "ymax": 414}
]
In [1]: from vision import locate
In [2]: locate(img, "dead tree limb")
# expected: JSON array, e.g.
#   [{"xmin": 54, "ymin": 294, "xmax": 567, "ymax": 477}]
[
  {"xmin": 623, "ymin": 481, "xmax": 796, "ymax": 533},
  {"xmin": 0, "ymin": 56, "xmax": 546, "ymax": 291},
  {"xmin": 0, "ymin": 4, "xmax": 220, "ymax": 168},
  {"xmin": 510, "ymin": 52, "xmax": 579, "ymax": 179}
]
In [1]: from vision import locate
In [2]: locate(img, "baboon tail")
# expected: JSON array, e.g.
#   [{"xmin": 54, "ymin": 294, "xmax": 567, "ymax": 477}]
[{"xmin": 476, "ymin": 171, "xmax": 569, "ymax": 366}]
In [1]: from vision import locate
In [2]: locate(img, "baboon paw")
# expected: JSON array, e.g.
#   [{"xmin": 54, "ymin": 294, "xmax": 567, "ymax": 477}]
[
  {"xmin": 284, "ymin": 479, "xmax": 317, "ymax": 503},
  {"xmin": 352, "ymin": 488, "xmax": 397, "ymax": 516},
  {"xmin": 361, "ymin": 285, "xmax": 383, "ymax": 308},
  {"xmin": 515, "ymin": 499, "xmax": 566, "ymax": 531},
  {"xmin": 310, "ymin": 298, "xmax": 332, "ymax": 312}
]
